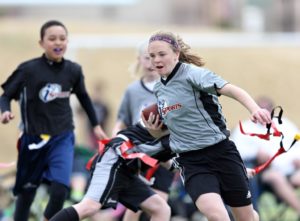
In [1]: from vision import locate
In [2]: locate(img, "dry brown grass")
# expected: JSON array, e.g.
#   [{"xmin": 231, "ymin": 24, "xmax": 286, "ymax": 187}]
[{"xmin": 1, "ymin": 18, "xmax": 300, "ymax": 168}]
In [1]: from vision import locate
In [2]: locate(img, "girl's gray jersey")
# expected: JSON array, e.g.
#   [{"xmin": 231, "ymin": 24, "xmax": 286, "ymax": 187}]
[
  {"xmin": 117, "ymin": 79, "xmax": 157, "ymax": 126},
  {"xmin": 154, "ymin": 63, "xmax": 229, "ymax": 153}
]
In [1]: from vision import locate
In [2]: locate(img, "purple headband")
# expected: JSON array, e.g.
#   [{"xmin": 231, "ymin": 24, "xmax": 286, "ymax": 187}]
[{"xmin": 149, "ymin": 35, "xmax": 179, "ymax": 49}]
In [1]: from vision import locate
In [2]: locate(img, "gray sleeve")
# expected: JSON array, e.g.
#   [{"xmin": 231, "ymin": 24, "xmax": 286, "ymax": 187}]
[
  {"xmin": 187, "ymin": 67, "xmax": 228, "ymax": 95},
  {"xmin": 133, "ymin": 142, "xmax": 165, "ymax": 156},
  {"xmin": 116, "ymin": 89, "xmax": 132, "ymax": 127}
]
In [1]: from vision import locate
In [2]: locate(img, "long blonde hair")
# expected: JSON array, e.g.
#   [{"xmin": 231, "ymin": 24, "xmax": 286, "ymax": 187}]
[
  {"xmin": 128, "ymin": 40, "xmax": 148, "ymax": 78},
  {"xmin": 149, "ymin": 30, "xmax": 205, "ymax": 67}
]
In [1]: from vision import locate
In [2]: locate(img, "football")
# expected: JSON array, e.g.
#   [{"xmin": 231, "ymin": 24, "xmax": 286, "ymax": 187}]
[{"xmin": 142, "ymin": 103, "xmax": 160, "ymax": 122}]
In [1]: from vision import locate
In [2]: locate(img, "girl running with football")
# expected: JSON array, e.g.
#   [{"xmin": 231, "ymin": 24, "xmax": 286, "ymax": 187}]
[{"xmin": 143, "ymin": 30, "xmax": 272, "ymax": 221}]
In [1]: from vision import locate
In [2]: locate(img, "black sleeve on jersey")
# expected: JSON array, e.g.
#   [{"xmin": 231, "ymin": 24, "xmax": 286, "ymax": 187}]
[
  {"xmin": 151, "ymin": 148, "xmax": 175, "ymax": 162},
  {"xmin": 0, "ymin": 95, "xmax": 10, "ymax": 112},
  {"xmin": 1, "ymin": 64, "xmax": 26, "ymax": 112},
  {"xmin": 77, "ymin": 93, "xmax": 98, "ymax": 127},
  {"xmin": 119, "ymin": 123, "xmax": 155, "ymax": 144},
  {"xmin": 1, "ymin": 64, "xmax": 25, "ymax": 100},
  {"xmin": 72, "ymin": 65, "xmax": 98, "ymax": 127},
  {"xmin": 151, "ymin": 135, "xmax": 175, "ymax": 162}
]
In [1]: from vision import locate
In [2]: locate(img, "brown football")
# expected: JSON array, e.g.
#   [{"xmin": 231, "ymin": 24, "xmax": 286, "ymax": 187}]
[{"xmin": 142, "ymin": 103, "xmax": 159, "ymax": 122}]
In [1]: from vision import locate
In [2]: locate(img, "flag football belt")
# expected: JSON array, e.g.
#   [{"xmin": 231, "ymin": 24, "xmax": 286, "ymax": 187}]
[
  {"xmin": 239, "ymin": 106, "xmax": 300, "ymax": 174},
  {"xmin": 86, "ymin": 136, "xmax": 158, "ymax": 171}
]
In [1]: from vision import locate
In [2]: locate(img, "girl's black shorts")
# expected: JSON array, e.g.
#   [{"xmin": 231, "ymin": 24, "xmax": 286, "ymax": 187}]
[{"xmin": 174, "ymin": 139, "xmax": 252, "ymax": 207}]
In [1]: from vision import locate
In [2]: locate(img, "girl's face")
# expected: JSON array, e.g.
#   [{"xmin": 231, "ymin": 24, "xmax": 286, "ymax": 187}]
[
  {"xmin": 148, "ymin": 40, "xmax": 179, "ymax": 78},
  {"xmin": 138, "ymin": 50, "xmax": 159, "ymax": 80},
  {"xmin": 39, "ymin": 25, "xmax": 68, "ymax": 62}
]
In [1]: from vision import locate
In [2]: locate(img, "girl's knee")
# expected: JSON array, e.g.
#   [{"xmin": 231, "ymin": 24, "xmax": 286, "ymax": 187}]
[
  {"xmin": 153, "ymin": 197, "xmax": 170, "ymax": 214},
  {"xmin": 231, "ymin": 206, "xmax": 259, "ymax": 221},
  {"xmin": 151, "ymin": 200, "xmax": 171, "ymax": 221},
  {"xmin": 205, "ymin": 213, "xmax": 231, "ymax": 221},
  {"xmin": 142, "ymin": 195, "xmax": 171, "ymax": 217},
  {"xmin": 74, "ymin": 198, "xmax": 101, "ymax": 218},
  {"xmin": 253, "ymin": 209, "xmax": 259, "ymax": 221}
]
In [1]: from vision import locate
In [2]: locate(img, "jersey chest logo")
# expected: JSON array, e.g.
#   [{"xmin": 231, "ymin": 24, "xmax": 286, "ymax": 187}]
[
  {"xmin": 39, "ymin": 83, "xmax": 70, "ymax": 103},
  {"xmin": 158, "ymin": 99, "xmax": 182, "ymax": 117}
]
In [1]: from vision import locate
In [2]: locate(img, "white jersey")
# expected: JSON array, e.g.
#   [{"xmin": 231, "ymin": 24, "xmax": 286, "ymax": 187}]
[{"xmin": 154, "ymin": 62, "xmax": 229, "ymax": 153}]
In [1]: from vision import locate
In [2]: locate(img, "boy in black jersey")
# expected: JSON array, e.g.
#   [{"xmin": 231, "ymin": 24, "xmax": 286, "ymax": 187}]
[
  {"xmin": 49, "ymin": 121, "xmax": 173, "ymax": 221},
  {"xmin": 0, "ymin": 20, "xmax": 107, "ymax": 221}
]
